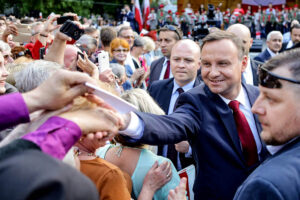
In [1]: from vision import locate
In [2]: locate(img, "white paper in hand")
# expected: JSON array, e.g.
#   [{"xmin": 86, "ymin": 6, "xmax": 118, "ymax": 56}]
[{"xmin": 85, "ymin": 82, "xmax": 138, "ymax": 114}]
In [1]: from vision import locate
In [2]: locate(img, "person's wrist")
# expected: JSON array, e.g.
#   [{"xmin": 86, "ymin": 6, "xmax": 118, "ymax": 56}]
[
  {"xmin": 120, "ymin": 113, "xmax": 131, "ymax": 130},
  {"xmin": 22, "ymin": 91, "xmax": 42, "ymax": 113}
]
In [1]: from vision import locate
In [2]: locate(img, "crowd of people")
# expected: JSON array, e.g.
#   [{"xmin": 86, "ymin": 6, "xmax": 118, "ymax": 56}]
[{"xmin": 0, "ymin": 2, "xmax": 299, "ymax": 200}]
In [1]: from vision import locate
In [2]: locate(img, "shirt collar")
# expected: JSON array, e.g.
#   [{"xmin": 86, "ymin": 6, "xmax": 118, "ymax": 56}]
[
  {"xmin": 219, "ymin": 86, "xmax": 248, "ymax": 107},
  {"xmin": 266, "ymin": 47, "xmax": 277, "ymax": 57},
  {"xmin": 267, "ymin": 136, "xmax": 300, "ymax": 155},
  {"xmin": 172, "ymin": 79, "xmax": 195, "ymax": 95},
  {"xmin": 163, "ymin": 57, "xmax": 169, "ymax": 65}
]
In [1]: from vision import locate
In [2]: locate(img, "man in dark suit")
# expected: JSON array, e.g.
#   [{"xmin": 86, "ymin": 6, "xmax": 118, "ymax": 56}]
[
  {"xmin": 281, "ymin": 24, "xmax": 300, "ymax": 51},
  {"xmin": 227, "ymin": 24, "xmax": 259, "ymax": 86},
  {"xmin": 148, "ymin": 25, "xmax": 182, "ymax": 86},
  {"xmin": 119, "ymin": 31, "xmax": 269, "ymax": 200},
  {"xmin": 148, "ymin": 39, "xmax": 201, "ymax": 170},
  {"xmin": 234, "ymin": 49, "xmax": 300, "ymax": 200},
  {"xmin": 254, "ymin": 31, "xmax": 283, "ymax": 63}
]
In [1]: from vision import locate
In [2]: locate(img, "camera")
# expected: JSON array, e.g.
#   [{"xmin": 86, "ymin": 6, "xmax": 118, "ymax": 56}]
[
  {"xmin": 59, "ymin": 20, "xmax": 84, "ymax": 40},
  {"xmin": 57, "ymin": 16, "xmax": 75, "ymax": 25}
]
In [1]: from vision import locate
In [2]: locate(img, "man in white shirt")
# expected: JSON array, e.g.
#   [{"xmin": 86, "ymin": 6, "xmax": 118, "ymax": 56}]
[
  {"xmin": 282, "ymin": 23, "xmax": 300, "ymax": 51},
  {"xmin": 148, "ymin": 25, "xmax": 182, "ymax": 86},
  {"xmin": 234, "ymin": 48, "xmax": 300, "ymax": 200},
  {"xmin": 117, "ymin": 31, "xmax": 269, "ymax": 200},
  {"xmin": 254, "ymin": 31, "xmax": 283, "ymax": 63},
  {"xmin": 227, "ymin": 23, "xmax": 259, "ymax": 86},
  {"xmin": 148, "ymin": 39, "xmax": 201, "ymax": 170}
]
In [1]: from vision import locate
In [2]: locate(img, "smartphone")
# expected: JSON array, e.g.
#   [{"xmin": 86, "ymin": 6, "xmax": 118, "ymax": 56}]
[
  {"xmin": 60, "ymin": 20, "xmax": 84, "ymax": 40},
  {"xmin": 57, "ymin": 16, "xmax": 74, "ymax": 25},
  {"xmin": 76, "ymin": 52, "xmax": 84, "ymax": 72},
  {"xmin": 98, "ymin": 51, "xmax": 110, "ymax": 72},
  {"xmin": 39, "ymin": 47, "xmax": 46, "ymax": 59}
]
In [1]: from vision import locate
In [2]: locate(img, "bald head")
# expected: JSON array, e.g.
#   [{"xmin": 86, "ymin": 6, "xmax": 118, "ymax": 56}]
[
  {"xmin": 170, "ymin": 39, "xmax": 200, "ymax": 87},
  {"xmin": 227, "ymin": 24, "xmax": 253, "ymax": 55},
  {"xmin": 64, "ymin": 45, "xmax": 81, "ymax": 71},
  {"xmin": 171, "ymin": 39, "xmax": 200, "ymax": 58}
]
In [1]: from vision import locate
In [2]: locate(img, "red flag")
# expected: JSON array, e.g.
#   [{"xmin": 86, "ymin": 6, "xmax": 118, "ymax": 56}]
[
  {"xmin": 143, "ymin": 0, "xmax": 150, "ymax": 29},
  {"xmin": 134, "ymin": 0, "xmax": 143, "ymax": 32}
]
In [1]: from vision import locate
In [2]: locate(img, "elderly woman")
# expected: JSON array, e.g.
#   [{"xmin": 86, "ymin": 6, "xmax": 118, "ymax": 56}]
[
  {"xmin": 110, "ymin": 38, "xmax": 143, "ymax": 91},
  {"xmin": 97, "ymin": 89, "xmax": 180, "ymax": 200}
]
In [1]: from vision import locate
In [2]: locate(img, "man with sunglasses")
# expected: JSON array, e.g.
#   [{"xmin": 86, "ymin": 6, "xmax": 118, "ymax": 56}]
[
  {"xmin": 148, "ymin": 25, "xmax": 182, "ymax": 86},
  {"xmin": 234, "ymin": 49, "xmax": 300, "ymax": 200},
  {"xmin": 117, "ymin": 31, "xmax": 269, "ymax": 200}
]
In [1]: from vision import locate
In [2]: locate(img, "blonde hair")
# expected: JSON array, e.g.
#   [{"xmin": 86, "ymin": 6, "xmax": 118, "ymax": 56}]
[{"xmin": 142, "ymin": 36, "xmax": 155, "ymax": 52}]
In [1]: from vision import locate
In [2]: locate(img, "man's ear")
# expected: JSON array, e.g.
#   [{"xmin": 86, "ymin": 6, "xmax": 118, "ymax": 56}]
[
  {"xmin": 250, "ymin": 38, "xmax": 253, "ymax": 48},
  {"xmin": 241, "ymin": 55, "xmax": 248, "ymax": 73}
]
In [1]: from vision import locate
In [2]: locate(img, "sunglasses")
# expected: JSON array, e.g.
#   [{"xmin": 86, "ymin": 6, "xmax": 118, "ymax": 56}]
[
  {"xmin": 259, "ymin": 66, "xmax": 300, "ymax": 88},
  {"xmin": 162, "ymin": 25, "xmax": 181, "ymax": 39},
  {"xmin": 13, "ymin": 49, "xmax": 32, "ymax": 59},
  {"xmin": 122, "ymin": 35, "xmax": 135, "ymax": 40}
]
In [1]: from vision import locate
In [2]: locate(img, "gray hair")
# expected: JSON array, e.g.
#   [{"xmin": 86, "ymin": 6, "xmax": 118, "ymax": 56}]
[
  {"xmin": 121, "ymin": 89, "xmax": 165, "ymax": 115},
  {"xmin": 0, "ymin": 41, "xmax": 11, "ymax": 53},
  {"xmin": 76, "ymin": 34, "xmax": 97, "ymax": 52},
  {"xmin": 267, "ymin": 31, "xmax": 283, "ymax": 41},
  {"xmin": 15, "ymin": 60, "xmax": 62, "ymax": 92},
  {"xmin": 110, "ymin": 63, "xmax": 125, "ymax": 80}
]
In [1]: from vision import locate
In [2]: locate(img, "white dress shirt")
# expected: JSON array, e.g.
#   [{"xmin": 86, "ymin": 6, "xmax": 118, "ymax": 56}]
[
  {"xmin": 266, "ymin": 47, "xmax": 277, "ymax": 58},
  {"xmin": 243, "ymin": 57, "xmax": 254, "ymax": 85},
  {"xmin": 219, "ymin": 87, "xmax": 262, "ymax": 155},
  {"xmin": 121, "ymin": 86, "xmax": 262, "ymax": 158},
  {"xmin": 158, "ymin": 57, "xmax": 173, "ymax": 81},
  {"xmin": 168, "ymin": 80, "xmax": 195, "ymax": 115}
]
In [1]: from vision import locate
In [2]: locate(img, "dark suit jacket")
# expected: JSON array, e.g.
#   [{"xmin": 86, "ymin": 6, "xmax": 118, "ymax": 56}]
[
  {"xmin": 148, "ymin": 57, "xmax": 165, "ymax": 86},
  {"xmin": 234, "ymin": 137, "xmax": 300, "ymax": 200},
  {"xmin": 136, "ymin": 83, "xmax": 269, "ymax": 200},
  {"xmin": 254, "ymin": 49, "xmax": 271, "ymax": 63},
  {"xmin": 148, "ymin": 77, "xmax": 201, "ymax": 168},
  {"xmin": 0, "ymin": 139, "xmax": 98, "ymax": 200}
]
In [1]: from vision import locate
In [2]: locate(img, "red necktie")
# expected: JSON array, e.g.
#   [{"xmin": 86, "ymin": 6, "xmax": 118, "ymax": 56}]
[
  {"xmin": 164, "ymin": 60, "xmax": 170, "ymax": 79},
  {"xmin": 229, "ymin": 100, "xmax": 258, "ymax": 166}
]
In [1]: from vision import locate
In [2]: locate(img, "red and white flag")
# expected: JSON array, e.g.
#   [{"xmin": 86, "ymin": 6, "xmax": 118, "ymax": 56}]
[
  {"xmin": 134, "ymin": 0, "xmax": 143, "ymax": 32},
  {"xmin": 143, "ymin": 0, "xmax": 150, "ymax": 29}
]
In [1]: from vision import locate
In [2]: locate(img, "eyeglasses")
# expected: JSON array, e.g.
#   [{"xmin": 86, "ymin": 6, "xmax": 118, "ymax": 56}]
[
  {"xmin": 161, "ymin": 25, "xmax": 181, "ymax": 39},
  {"xmin": 122, "ymin": 35, "xmax": 135, "ymax": 40},
  {"xmin": 259, "ymin": 66, "xmax": 300, "ymax": 88},
  {"xmin": 113, "ymin": 49, "xmax": 129, "ymax": 53}
]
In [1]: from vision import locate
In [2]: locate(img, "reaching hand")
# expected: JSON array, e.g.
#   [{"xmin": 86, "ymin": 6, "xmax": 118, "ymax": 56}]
[
  {"xmin": 175, "ymin": 141, "xmax": 190, "ymax": 153},
  {"xmin": 168, "ymin": 178, "xmax": 187, "ymax": 200},
  {"xmin": 77, "ymin": 52, "xmax": 100, "ymax": 80},
  {"xmin": 22, "ymin": 69, "xmax": 97, "ymax": 113}
]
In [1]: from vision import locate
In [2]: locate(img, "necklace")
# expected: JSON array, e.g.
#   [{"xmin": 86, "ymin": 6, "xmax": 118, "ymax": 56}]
[{"xmin": 74, "ymin": 148, "xmax": 98, "ymax": 157}]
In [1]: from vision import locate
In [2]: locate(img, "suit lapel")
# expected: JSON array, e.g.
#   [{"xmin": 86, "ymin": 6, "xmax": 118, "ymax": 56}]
[
  {"xmin": 243, "ymin": 83, "xmax": 270, "ymax": 160},
  {"xmin": 154, "ymin": 57, "xmax": 165, "ymax": 81},
  {"xmin": 160, "ymin": 79, "xmax": 174, "ymax": 114},
  {"xmin": 250, "ymin": 59, "xmax": 259, "ymax": 86},
  {"xmin": 204, "ymin": 86, "xmax": 245, "ymax": 162}
]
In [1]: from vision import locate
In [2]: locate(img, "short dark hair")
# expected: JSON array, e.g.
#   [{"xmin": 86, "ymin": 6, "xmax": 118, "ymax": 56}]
[
  {"xmin": 158, "ymin": 25, "xmax": 182, "ymax": 40},
  {"xmin": 201, "ymin": 30, "xmax": 245, "ymax": 60},
  {"xmin": 263, "ymin": 48, "xmax": 300, "ymax": 81},
  {"xmin": 291, "ymin": 24, "xmax": 300, "ymax": 33},
  {"xmin": 100, "ymin": 27, "xmax": 117, "ymax": 47}
]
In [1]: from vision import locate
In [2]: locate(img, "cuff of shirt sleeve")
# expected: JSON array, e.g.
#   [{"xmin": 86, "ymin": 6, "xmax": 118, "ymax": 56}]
[
  {"xmin": 22, "ymin": 116, "xmax": 82, "ymax": 160},
  {"xmin": 185, "ymin": 146, "xmax": 192, "ymax": 158},
  {"xmin": 119, "ymin": 111, "xmax": 144, "ymax": 140}
]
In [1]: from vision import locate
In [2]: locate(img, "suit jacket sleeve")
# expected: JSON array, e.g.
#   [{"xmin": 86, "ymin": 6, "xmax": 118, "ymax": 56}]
[
  {"xmin": 136, "ymin": 91, "xmax": 202, "ymax": 145},
  {"xmin": 234, "ymin": 177, "xmax": 285, "ymax": 200}
]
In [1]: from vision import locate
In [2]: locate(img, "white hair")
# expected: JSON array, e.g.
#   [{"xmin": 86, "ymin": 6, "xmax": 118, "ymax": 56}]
[
  {"xmin": 76, "ymin": 34, "xmax": 97, "ymax": 51},
  {"xmin": 267, "ymin": 31, "xmax": 283, "ymax": 41},
  {"xmin": 110, "ymin": 63, "xmax": 125, "ymax": 79},
  {"xmin": 15, "ymin": 60, "xmax": 62, "ymax": 92}
]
